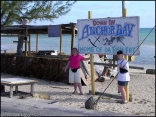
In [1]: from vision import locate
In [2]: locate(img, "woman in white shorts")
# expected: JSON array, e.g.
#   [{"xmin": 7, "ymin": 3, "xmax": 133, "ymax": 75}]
[{"xmin": 64, "ymin": 48, "xmax": 89, "ymax": 95}]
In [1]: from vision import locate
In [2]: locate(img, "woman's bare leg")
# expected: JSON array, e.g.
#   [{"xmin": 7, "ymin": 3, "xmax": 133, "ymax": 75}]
[
  {"xmin": 119, "ymin": 86, "xmax": 127, "ymax": 102},
  {"xmin": 77, "ymin": 83, "xmax": 83, "ymax": 94},
  {"xmin": 73, "ymin": 82, "xmax": 77, "ymax": 93}
]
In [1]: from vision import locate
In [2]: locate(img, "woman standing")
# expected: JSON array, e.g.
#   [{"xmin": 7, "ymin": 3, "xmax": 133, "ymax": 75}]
[
  {"xmin": 117, "ymin": 50, "xmax": 130, "ymax": 104},
  {"xmin": 64, "ymin": 48, "xmax": 89, "ymax": 95}
]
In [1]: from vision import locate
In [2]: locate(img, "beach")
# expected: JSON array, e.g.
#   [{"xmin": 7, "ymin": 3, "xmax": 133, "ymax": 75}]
[{"xmin": 1, "ymin": 68, "xmax": 155, "ymax": 116}]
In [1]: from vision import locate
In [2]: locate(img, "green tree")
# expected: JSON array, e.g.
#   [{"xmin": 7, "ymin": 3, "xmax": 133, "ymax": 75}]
[{"xmin": 1, "ymin": 1, "xmax": 76, "ymax": 27}]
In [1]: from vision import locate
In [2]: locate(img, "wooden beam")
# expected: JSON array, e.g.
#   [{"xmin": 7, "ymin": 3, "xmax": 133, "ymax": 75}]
[
  {"xmin": 13, "ymin": 41, "xmax": 29, "ymax": 43},
  {"xmin": 1, "ymin": 23, "xmax": 78, "ymax": 35},
  {"xmin": 1, "ymin": 35, "xmax": 24, "ymax": 37},
  {"xmin": 25, "ymin": 28, "xmax": 28, "ymax": 56},
  {"xmin": 71, "ymin": 23, "xmax": 75, "ymax": 52},
  {"xmin": 60, "ymin": 28, "xmax": 62, "ymax": 55},
  {"xmin": 35, "ymin": 55, "xmax": 69, "ymax": 58},
  {"xmin": 36, "ymin": 34, "xmax": 38, "ymax": 53},
  {"xmin": 28, "ymin": 34, "xmax": 31, "ymax": 54},
  {"xmin": 88, "ymin": 62, "xmax": 144, "ymax": 70}
]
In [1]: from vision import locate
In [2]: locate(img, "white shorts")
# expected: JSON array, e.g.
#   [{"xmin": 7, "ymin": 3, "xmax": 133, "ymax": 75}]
[{"xmin": 69, "ymin": 68, "xmax": 81, "ymax": 83}]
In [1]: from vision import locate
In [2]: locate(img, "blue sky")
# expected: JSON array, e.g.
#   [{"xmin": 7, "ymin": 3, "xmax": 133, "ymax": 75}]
[{"xmin": 28, "ymin": 1, "xmax": 155, "ymax": 28}]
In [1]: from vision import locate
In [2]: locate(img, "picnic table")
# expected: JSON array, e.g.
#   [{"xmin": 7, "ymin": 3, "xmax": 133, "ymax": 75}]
[{"xmin": 1, "ymin": 78, "xmax": 38, "ymax": 98}]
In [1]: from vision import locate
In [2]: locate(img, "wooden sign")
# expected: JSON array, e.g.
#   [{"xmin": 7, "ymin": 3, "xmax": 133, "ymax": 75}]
[{"xmin": 77, "ymin": 16, "xmax": 140, "ymax": 55}]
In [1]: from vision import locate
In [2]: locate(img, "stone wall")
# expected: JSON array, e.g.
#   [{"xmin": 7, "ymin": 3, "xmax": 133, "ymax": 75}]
[{"xmin": 1, "ymin": 54, "xmax": 69, "ymax": 82}]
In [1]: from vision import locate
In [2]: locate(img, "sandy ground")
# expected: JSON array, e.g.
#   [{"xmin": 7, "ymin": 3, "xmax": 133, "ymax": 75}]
[{"xmin": 1, "ymin": 69, "xmax": 155, "ymax": 116}]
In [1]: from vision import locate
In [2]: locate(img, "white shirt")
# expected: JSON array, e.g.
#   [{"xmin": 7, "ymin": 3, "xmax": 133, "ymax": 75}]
[{"xmin": 117, "ymin": 59, "xmax": 130, "ymax": 81}]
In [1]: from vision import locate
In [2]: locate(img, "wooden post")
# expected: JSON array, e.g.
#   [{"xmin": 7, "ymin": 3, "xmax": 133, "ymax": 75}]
[
  {"xmin": 71, "ymin": 23, "xmax": 75, "ymax": 52},
  {"xmin": 36, "ymin": 34, "xmax": 38, "ymax": 53},
  {"xmin": 113, "ymin": 55, "xmax": 115, "ymax": 69},
  {"xmin": 25, "ymin": 27, "xmax": 28, "ymax": 56},
  {"xmin": 125, "ymin": 82, "xmax": 129, "ymax": 101},
  {"xmin": 88, "ymin": 11, "xmax": 95, "ymax": 95},
  {"xmin": 10, "ymin": 85, "xmax": 13, "ymax": 98},
  {"xmin": 17, "ymin": 32, "xmax": 24, "ymax": 55},
  {"xmin": 28, "ymin": 34, "xmax": 31, "ymax": 54},
  {"xmin": 60, "ymin": 26, "xmax": 62, "ymax": 55},
  {"xmin": 123, "ymin": 5, "xmax": 129, "ymax": 102}
]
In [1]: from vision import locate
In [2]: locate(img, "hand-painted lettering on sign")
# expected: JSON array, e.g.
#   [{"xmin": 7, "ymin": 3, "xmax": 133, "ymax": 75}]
[
  {"xmin": 48, "ymin": 25, "xmax": 61, "ymax": 37},
  {"xmin": 77, "ymin": 16, "xmax": 140, "ymax": 55}
]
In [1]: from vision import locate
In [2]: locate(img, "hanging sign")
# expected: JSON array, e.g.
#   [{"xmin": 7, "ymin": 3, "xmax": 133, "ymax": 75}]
[
  {"xmin": 48, "ymin": 25, "xmax": 61, "ymax": 37},
  {"xmin": 77, "ymin": 16, "xmax": 140, "ymax": 55}
]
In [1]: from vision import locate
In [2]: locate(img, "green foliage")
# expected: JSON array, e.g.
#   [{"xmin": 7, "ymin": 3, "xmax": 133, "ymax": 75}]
[{"xmin": 1, "ymin": 1, "xmax": 76, "ymax": 27}]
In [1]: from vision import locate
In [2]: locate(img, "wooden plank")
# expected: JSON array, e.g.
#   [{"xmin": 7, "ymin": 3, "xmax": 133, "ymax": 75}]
[
  {"xmin": 88, "ymin": 62, "xmax": 144, "ymax": 70},
  {"xmin": 1, "ymin": 81, "xmax": 38, "ymax": 85},
  {"xmin": 1, "ymin": 35, "xmax": 18, "ymax": 37},
  {"xmin": 80, "ymin": 54, "xmax": 98, "ymax": 86},
  {"xmin": 1, "ymin": 78, "xmax": 38, "ymax": 85},
  {"xmin": 81, "ymin": 61, "xmax": 90, "ymax": 76},
  {"xmin": 13, "ymin": 41, "xmax": 29, "ymax": 43},
  {"xmin": 35, "ymin": 55, "xmax": 69, "ymax": 58}
]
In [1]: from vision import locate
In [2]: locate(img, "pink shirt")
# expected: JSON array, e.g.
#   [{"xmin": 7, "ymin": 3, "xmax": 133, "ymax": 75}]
[{"xmin": 69, "ymin": 54, "xmax": 84, "ymax": 69}]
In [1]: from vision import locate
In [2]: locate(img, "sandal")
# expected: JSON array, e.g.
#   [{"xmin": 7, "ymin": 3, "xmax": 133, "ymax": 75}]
[
  {"xmin": 120, "ymin": 101, "xmax": 128, "ymax": 104},
  {"xmin": 79, "ymin": 93, "xmax": 83, "ymax": 95},
  {"xmin": 72, "ymin": 91, "xmax": 77, "ymax": 94},
  {"xmin": 116, "ymin": 100, "xmax": 123, "ymax": 103}
]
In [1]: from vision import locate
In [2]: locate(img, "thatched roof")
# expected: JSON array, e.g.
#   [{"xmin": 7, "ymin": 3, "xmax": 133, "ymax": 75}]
[{"xmin": 1, "ymin": 23, "xmax": 77, "ymax": 35}]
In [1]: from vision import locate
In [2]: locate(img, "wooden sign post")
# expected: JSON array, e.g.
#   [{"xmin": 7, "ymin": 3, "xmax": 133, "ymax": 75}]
[
  {"xmin": 88, "ymin": 11, "xmax": 95, "ymax": 95},
  {"xmin": 122, "ymin": 1, "xmax": 129, "ymax": 101}
]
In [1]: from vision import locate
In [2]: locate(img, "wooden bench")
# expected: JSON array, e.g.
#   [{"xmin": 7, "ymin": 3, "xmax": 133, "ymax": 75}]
[{"xmin": 1, "ymin": 78, "xmax": 38, "ymax": 98}]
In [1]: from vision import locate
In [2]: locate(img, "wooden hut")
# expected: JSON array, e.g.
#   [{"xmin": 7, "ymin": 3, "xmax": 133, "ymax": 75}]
[
  {"xmin": 1, "ymin": 23, "xmax": 97, "ymax": 86},
  {"xmin": 1, "ymin": 23, "xmax": 77, "ymax": 55}
]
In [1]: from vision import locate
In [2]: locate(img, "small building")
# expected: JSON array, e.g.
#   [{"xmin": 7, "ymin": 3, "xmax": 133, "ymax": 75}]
[{"xmin": 1, "ymin": 23, "xmax": 77, "ymax": 55}]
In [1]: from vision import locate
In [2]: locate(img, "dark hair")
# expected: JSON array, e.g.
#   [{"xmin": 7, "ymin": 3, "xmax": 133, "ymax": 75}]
[
  {"xmin": 117, "ymin": 50, "xmax": 123, "ymax": 55},
  {"xmin": 72, "ymin": 48, "xmax": 79, "ymax": 53}
]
